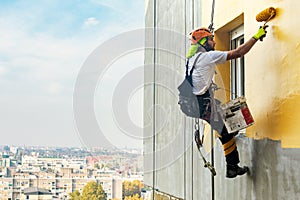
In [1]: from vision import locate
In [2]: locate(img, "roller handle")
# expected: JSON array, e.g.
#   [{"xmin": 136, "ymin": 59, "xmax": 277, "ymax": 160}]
[{"xmin": 255, "ymin": 7, "xmax": 276, "ymax": 41}]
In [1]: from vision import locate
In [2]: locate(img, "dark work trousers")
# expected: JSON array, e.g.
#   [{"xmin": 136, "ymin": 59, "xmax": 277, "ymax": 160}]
[{"xmin": 196, "ymin": 90, "xmax": 240, "ymax": 165}]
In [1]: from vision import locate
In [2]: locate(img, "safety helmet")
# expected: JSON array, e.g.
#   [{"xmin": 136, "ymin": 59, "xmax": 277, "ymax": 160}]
[{"xmin": 189, "ymin": 27, "xmax": 213, "ymax": 45}]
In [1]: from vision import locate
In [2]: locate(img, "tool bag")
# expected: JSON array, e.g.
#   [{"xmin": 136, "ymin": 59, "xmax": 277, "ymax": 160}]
[{"xmin": 177, "ymin": 53, "xmax": 201, "ymax": 118}]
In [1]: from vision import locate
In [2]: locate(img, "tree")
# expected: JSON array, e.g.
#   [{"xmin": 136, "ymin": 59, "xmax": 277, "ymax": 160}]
[
  {"xmin": 81, "ymin": 181, "xmax": 106, "ymax": 200},
  {"xmin": 124, "ymin": 194, "xmax": 143, "ymax": 200},
  {"xmin": 123, "ymin": 180, "xmax": 143, "ymax": 199},
  {"xmin": 69, "ymin": 190, "xmax": 81, "ymax": 200}
]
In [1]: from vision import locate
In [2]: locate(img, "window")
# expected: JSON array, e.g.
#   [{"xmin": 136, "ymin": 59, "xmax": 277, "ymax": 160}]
[{"xmin": 230, "ymin": 25, "xmax": 244, "ymax": 99}]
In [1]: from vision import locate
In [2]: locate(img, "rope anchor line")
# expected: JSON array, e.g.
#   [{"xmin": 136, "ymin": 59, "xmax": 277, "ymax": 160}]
[
  {"xmin": 194, "ymin": 119, "xmax": 217, "ymax": 176},
  {"xmin": 208, "ymin": 0, "xmax": 215, "ymax": 33}
]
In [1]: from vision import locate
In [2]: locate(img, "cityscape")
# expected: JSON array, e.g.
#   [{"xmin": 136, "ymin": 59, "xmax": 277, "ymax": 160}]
[{"xmin": 0, "ymin": 145, "xmax": 144, "ymax": 199}]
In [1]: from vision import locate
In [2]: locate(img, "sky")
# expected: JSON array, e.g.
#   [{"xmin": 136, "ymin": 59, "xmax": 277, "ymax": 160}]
[{"xmin": 0, "ymin": 0, "xmax": 145, "ymax": 149}]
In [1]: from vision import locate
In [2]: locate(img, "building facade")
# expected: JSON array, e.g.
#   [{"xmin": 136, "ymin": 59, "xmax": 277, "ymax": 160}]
[{"xmin": 144, "ymin": 0, "xmax": 300, "ymax": 199}]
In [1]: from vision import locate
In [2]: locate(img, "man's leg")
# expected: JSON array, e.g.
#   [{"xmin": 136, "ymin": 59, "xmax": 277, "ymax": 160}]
[
  {"xmin": 218, "ymin": 127, "xmax": 249, "ymax": 178},
  {"xmin": 197, "ymin": 95, "xmax": 248, "ymax": 178},
  {"xmin": 219, "ymin": 127, "xmax": 239, "ymax": 165}
]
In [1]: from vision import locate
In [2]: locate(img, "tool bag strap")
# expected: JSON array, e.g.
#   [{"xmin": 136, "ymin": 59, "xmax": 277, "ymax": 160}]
[{"xmin": 185, "ymin": 52, "xmax": 202, "ymax": 78}]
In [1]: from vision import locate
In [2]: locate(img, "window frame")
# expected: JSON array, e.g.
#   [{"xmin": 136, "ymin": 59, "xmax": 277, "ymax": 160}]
[{"xmin": 230, "ymin": 25, "xmax": 245, "ymax": 100}]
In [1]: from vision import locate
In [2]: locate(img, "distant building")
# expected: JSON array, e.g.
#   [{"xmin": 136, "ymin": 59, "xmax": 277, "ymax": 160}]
[
  {"xmin": 0, "ymin": 173, "xmax": 125, "ymax": 199},
  {"xmin": 112, "ymin": 178, "xmax": 122, "ymax": 200},
  {"xmin": 22, "ymin": 187, "xmax": 53, "ymax": 200},
  {"xmin": 0, "ymin": 146, "xmax": 143, "ymax": 199}
]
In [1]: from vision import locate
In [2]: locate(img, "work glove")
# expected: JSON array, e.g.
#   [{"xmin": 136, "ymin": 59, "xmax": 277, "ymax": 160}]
[{"xmin": 253, "ymin": 25, "xmax": 268, "ymax": 41}]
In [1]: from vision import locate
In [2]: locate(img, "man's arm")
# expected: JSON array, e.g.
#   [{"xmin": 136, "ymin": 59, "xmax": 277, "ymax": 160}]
[
  {"xmin": 226, "ymin": 38, "xmax": 257, "ymax": 60},
  {"xmin": 226, "ymin": 26, "xmax": 267, "ymax": 60}
]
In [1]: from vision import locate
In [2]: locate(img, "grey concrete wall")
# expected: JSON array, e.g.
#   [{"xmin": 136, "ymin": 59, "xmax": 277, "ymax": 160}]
[{"xmin": 144, "ymin": 0, "xmax": 300, "ymax": 199}]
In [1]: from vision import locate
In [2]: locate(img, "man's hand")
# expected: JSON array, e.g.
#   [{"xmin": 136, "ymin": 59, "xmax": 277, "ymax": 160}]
[{"xmin": 253, "ymin": 26, "xmax": 268, "ymax": 41}]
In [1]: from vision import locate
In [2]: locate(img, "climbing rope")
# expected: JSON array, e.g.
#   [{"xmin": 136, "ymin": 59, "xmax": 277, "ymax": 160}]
[
  {"xmin": 208, "ymin": 0, "xmax": 215, "ymax": 33},
  {"xmin": 194, "ymin": 0, "xmax": 217, "ymax": 177},
  {"xmin": 194, "ymin": 118, "xmax": 216, "ymax": 176}
]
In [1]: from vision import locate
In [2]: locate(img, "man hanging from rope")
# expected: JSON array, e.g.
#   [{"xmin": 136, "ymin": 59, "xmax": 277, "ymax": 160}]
[{"xmin": 186, "ymin": 26, "xmax": 267, "ymax": 178}]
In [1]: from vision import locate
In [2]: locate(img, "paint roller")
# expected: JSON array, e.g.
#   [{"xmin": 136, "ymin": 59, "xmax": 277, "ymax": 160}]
[{"xmin": 256, "ymin": 7, "xmax": 276, "ymax": 26}]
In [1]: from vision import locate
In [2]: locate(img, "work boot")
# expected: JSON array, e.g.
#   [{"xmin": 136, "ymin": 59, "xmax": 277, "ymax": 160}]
[{"xmin": 226, "ymin": 164, "xmax": 249, "ymax": 178}]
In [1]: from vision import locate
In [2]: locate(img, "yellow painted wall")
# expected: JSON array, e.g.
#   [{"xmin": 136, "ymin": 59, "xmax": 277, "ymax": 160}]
[{"xmin": 201, "ymin": 0, "xmax": 300, "ymax": 148}]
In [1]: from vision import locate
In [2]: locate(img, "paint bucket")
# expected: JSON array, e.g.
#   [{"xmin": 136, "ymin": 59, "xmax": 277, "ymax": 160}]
[{"xmin": 219, "ymin": 96, "xmax": 254, "ymax": 133}]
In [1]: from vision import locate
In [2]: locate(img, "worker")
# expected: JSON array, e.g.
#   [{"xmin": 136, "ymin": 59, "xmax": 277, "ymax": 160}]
[{"xmin": 186, "ymin": 26, "xmax": 267, "ymax": 178}]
